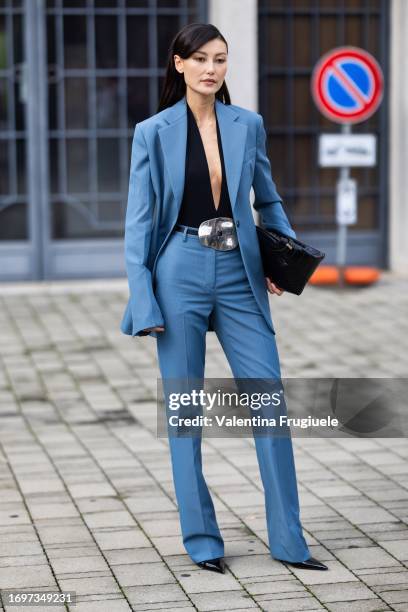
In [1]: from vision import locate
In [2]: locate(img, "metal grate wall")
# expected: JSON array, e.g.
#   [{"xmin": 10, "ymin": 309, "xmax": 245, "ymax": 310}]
[
  {"xmin": 45, "ymin": 0, "xmax": 207, "ymax": 243},
  {"xmin": 258, "ymin": 0, "xmax": 390, "ymax": 266},
  {"xmin": 0, "ymin": 0, "xmax": 207, "ymax": 280}
]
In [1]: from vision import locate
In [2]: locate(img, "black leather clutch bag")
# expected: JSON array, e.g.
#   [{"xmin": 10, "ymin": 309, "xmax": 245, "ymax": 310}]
[{"xmin": 256, "ymin": 226, "xmax": 325, "ymax": 295}]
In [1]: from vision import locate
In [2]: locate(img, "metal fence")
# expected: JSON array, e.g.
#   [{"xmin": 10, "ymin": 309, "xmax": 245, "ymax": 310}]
[{"xmin": 0, "ymin": 0, "xmax": 207, "ymax": 280}]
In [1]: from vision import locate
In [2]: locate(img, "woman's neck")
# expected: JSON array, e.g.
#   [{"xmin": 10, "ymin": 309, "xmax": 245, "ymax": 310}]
[{"xmin": 185, "ymin": 90, "xmax": 216, "ymax": 127}]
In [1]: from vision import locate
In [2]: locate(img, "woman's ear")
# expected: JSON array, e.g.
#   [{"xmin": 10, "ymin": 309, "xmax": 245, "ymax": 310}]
[{"xmin": 174, "ymin": 54, "xmax": 184, "ymax": 74}]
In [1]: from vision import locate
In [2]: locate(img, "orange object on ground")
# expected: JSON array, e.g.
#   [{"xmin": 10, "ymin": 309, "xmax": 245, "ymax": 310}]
[
  {"xmin": 309, "ymin": 266, "xmax": 340, "ymax": 285},
  {"xmin": 343, "ymin": 267, "xmax": 380, "ymax": 285}
]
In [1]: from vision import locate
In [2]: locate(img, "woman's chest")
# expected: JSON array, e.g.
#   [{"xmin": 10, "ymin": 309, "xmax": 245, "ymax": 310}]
[{"xmin": 197, "ymin": 125, "xmax": 222, "ymax": 183}]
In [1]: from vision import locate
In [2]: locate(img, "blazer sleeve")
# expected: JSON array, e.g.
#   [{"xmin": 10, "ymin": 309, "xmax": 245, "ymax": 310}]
[
  {"xmin": 123, "ymin": 123, "xmax": 165, "ymax": 336},
  {"xmin": 252, "ymin": 114, "xmax": 297, "ymax": 239}
]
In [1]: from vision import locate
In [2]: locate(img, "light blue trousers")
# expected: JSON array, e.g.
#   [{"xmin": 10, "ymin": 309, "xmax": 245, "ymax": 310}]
[{"xmin": 154, "ymin": 226, "xmax": 311, "ymax": 564}]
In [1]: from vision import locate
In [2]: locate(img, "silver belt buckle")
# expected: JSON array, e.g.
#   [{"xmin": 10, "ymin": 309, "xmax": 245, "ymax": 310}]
[{"xmin": 198, "ymin": 217, "xmax": 238, "ymax": 251}]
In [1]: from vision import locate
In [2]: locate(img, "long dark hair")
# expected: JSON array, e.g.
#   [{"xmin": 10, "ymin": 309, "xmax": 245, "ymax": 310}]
[{"xmin": 157, "ymin": 23, "xmax": 231, "ymax": 113}]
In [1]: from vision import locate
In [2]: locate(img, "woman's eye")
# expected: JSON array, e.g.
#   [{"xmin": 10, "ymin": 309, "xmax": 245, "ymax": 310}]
[{"xmin": 193, "ymin": 57, "xmax": 225, "ymax": 63}]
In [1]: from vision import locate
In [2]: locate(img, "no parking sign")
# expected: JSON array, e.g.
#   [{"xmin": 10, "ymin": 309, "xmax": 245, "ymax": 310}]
[
  {"xmin": 311, "ymin": 47, "xmax": 384, "ymax": 271},
  {"xmin": 311, "ymin": 46, "xmax": 384, "ymax": 124}
]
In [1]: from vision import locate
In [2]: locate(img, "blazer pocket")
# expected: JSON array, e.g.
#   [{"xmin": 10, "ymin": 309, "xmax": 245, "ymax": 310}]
[{"xmin": 243, "ymin": 146, "xmax": 256, "ymax": 165}]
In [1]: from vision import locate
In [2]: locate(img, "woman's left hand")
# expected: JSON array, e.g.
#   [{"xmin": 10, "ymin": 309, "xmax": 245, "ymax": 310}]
[{"xmin": 265, "ymin": 277, "xmax": 284, "ymax": 295}]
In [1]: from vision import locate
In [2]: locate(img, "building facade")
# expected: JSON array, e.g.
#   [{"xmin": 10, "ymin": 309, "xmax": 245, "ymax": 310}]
[{"xmin": 0, "ymin": 0, "xmax": 406, "ymax": 281}]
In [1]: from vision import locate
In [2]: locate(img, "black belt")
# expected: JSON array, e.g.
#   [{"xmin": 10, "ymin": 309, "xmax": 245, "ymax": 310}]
[{"xmin": 174, "ymin": 224, "xmax": 199, "ymax": 235}]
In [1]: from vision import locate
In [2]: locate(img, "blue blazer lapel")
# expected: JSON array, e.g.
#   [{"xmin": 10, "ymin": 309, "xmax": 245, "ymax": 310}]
[
  {"xmin": 158, "ymin": 98, "xmax": 187, "ymax": 213},
  {"xmin": 158, "ymin": 96, "xmax": 248, "ymax": 213},
  {"xmin": 215, "ymin": 98, "xmax": 248, "ymax": 210}
]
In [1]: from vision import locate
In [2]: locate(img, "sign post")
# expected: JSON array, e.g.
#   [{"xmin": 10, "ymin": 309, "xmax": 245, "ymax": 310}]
[{"xmin": 311, "ymin": 46, "xmax": 384, "ymax": 283}]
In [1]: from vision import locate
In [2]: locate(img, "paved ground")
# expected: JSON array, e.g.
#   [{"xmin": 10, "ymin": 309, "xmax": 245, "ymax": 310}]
[{"xmin": 0, "ymin": 273, "xmax": 407, "ymax": 612}]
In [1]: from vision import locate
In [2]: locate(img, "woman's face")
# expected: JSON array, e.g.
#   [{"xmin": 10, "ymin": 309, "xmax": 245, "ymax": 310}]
[{"xmin": 174, "ymin": 38, "xmax": 228, "ymax": 97}]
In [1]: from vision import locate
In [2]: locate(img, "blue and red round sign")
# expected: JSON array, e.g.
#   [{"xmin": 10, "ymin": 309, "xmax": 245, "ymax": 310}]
[{"xmin": 311, "ymin": 47, "xmax": 384, "ymax": 124}]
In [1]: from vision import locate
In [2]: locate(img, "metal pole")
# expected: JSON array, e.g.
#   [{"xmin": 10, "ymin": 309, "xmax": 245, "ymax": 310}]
[
  {"xmin": 336, "ymin": 123, "xmax": 351, "ymax": 285},
  {"xmin": 25, "ymin": 0, "xmax": 48, "ymax": 279},
  {"xmin": 25, "ymin": 0, "xmax": 42, "ymax": 279}
]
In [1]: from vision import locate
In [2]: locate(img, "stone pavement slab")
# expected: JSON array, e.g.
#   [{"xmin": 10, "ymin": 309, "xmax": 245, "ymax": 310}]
[{"xmin": 0, "ymin": 275, "xmax": 407, "ymax": 611}]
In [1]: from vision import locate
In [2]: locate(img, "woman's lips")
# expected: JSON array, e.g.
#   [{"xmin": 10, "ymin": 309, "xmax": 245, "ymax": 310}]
[{"xmin": 202, "ymin": 80, "xmax": 216, "ymax": 84}]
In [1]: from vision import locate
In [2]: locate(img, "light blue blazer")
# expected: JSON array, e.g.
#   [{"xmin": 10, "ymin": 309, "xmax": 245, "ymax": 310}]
[{"xmin": 120, "ymin": 95, "xmax": 296, "ymax": 338}]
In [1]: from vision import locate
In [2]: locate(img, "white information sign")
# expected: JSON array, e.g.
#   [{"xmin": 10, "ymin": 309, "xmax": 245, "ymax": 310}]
[
  {"xmin": 336, "ymin": 178, "xmax": 357, "ymax": 225},
  {"xmin": 319, "ymin": 134, "xmax": 376, "ymax": 167}
]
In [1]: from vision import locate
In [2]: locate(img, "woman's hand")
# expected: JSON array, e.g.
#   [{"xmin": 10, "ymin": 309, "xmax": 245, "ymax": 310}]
[
  {"xmin": 142, "ymin": 326, "xmax": 165, "ymax": 333},
  {"xmin": 265, "ymin": 277, "xmax": 284, "ymax": 296}
]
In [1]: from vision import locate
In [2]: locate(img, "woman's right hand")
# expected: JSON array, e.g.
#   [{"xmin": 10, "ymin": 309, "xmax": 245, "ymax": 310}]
[{"xmin": 142, "ymin": 326, "xmax": 165, "ymax": 333}]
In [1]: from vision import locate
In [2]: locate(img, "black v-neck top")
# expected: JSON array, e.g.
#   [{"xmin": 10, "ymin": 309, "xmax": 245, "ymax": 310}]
[{"xmin": 176, "ymin": 103, "xmax": 233, "ymax": 227}]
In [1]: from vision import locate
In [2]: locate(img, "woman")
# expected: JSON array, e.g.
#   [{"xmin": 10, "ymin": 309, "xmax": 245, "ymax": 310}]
[{"xmin": 121, "ymin": 23, "xmax": 327, "ymax": 575}]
